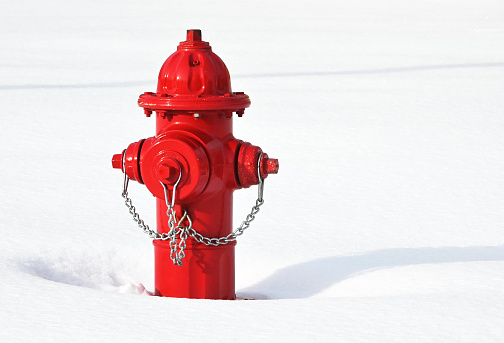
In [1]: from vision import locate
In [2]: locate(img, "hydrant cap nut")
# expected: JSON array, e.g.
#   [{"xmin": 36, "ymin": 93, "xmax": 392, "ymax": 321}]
[
  {"xmin": 112, "ymin": 153, "xmax": 124, "ymax": 170},
  {"xmin": 266, "ymin": 158, "xmax": 279, "ymax": 174},
  {"xmin": 259, "ymin": 155, "xmax": 279, "ymax": 180},
  {"xmin": 156, "ymin": 159, "xmax": 182, "ymax": 185}
]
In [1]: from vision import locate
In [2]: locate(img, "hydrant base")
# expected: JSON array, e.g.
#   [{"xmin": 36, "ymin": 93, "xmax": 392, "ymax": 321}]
[{"xmin": 153, "ymin": 240, "xmax": 236, "ymax": 300}]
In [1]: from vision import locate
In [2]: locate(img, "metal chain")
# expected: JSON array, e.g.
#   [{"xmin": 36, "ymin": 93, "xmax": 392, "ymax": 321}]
[
  {"xmin": 122, "ymin": 174, "xmax": 170, "ymax": 241},
  {"xmin": 186, "ymin": 187, "xmax": 264, "ymax": 247},
  {"xmin": 120, "ymin": 152, "xmax": 266, "ymax": 266}
]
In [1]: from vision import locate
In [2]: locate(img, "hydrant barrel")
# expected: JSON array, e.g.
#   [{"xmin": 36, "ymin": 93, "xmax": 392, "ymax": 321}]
[{"xmin": 112, "ymin": 30, "xmax": 278, "ymax": 299}]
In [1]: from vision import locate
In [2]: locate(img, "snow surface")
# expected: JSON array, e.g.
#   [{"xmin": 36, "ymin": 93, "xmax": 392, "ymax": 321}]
[{"xmin": 1, "ymin": 0, "xmax": 504, "ymax": 341}]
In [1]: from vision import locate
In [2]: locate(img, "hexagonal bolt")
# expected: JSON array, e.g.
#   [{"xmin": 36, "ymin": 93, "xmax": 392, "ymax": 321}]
[
  {"xmin": 156, "ymin": 160, "xmax": 181, "ymax": 185},
  {"xmin": 265, "ymin": 158, "xmax": 279, "ymax": 174},
  {"xmin": 112, "ymin": 153, "xmax": 123, "ymax": 170},
  {"xmin": 157, "ymin": 165, "xmax": 177, "ymax": 180}
]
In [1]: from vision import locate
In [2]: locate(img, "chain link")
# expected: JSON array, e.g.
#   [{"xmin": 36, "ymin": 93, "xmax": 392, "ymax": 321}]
[{"xmin": 120, "ymin": 153, "xmax": 266, "ymax": 266}]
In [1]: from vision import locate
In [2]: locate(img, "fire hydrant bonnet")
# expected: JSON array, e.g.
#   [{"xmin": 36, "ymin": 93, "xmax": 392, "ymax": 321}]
[{"xmin": 138, "ymin": 29, "xmax": 251, "ymax": 113}]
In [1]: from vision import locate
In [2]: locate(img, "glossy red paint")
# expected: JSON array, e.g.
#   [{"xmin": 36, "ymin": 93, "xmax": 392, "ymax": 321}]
[{"xmin": 112, "ymin": 30, "xmax": 278, "ymax": 299}]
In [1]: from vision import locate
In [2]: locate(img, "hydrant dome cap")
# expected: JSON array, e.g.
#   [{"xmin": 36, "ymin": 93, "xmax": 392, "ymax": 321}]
[{"xmin": 138, "ymin": 30, "xmax": 250, "ymax": 112}]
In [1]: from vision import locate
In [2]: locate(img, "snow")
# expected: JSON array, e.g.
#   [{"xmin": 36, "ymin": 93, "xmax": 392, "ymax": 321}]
[{"xmin": 1, "ymin": 0, "xmax": 504, "ymax": 341}]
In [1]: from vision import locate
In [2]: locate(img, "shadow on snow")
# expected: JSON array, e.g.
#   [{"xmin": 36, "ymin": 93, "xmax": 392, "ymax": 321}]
[{"xmin": 238, "ymin": 245, "xmax": 504, "ymax": 299}]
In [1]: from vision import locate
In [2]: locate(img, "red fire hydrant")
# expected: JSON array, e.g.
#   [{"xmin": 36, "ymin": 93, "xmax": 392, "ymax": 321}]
[{"xmin": 112, "ymin": 30, "xmax": 278, "ymax": 299}]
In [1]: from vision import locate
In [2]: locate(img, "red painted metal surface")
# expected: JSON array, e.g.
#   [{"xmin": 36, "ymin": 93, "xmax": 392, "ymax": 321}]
[{"xmin": 112, "ymin": 30, "xmax": 278, "ymax": 299}]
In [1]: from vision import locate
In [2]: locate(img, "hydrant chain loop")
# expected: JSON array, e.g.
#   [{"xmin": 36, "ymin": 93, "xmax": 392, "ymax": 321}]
[
  {"xmin": 257, "ymin": 152, "xmax": 264, "ymax": 202},
  {"xmin": 160, "ymin": 160, "xmax": 182, "ymax": 210},
  {"xmin": 160, "ymin": 171, "xmax": 185, "ymax": 265}
]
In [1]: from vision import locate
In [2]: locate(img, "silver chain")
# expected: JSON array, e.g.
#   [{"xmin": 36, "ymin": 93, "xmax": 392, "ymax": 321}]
[{"xmin": 120, "ymin": 153, "xmax": 266, "ymax": 266}]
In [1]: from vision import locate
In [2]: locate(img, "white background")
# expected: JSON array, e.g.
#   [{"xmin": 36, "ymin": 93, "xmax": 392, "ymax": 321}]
[{"xmin": 1, "ymin": 0, "xmax": 503, "ymax": 341}]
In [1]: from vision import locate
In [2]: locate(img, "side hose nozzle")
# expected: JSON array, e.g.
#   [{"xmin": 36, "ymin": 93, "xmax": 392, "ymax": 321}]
[
  {"xmin": 112, "ymin": 139, "xmax": 146, "ymax": 184},
  {"xmin": 237, "ymin": 142, "xmax": 279, "ymax": 188}
]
